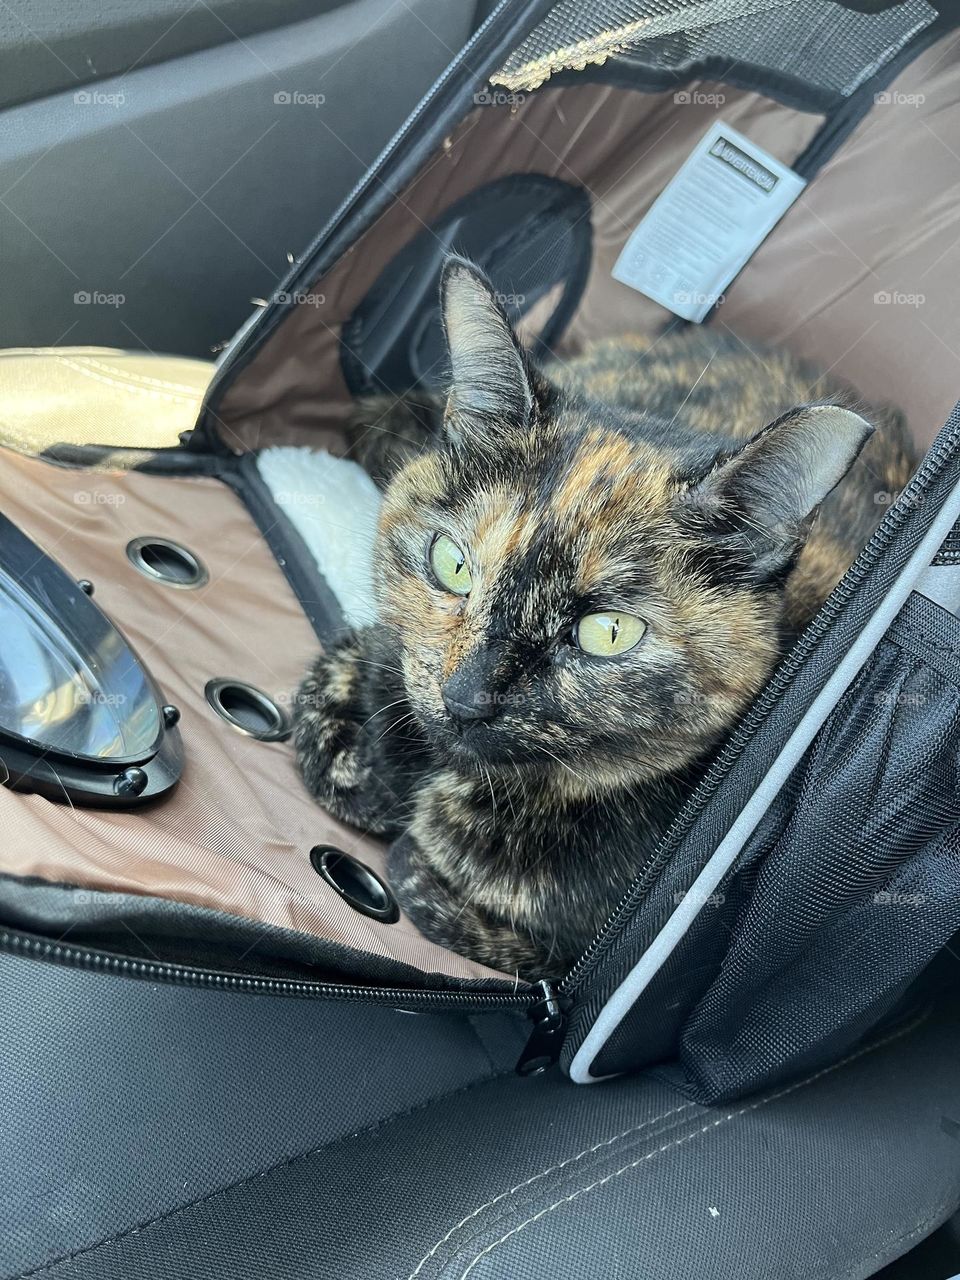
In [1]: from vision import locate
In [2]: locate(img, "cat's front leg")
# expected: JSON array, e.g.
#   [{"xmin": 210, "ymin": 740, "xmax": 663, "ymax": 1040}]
[
  {"xmin": 387, "ymin": 771, "xmax": 563, "ymax": 979},
  {"xmin": 294, "ymin": 631, "xmax": 428, "ymax": 838},
  {"xmin": 389, "ymin": 822, "xmax": 547, "ymax": 979}
]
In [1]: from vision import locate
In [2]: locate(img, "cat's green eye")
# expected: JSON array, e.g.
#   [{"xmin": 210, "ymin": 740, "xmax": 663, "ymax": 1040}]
[
  {"xmin": 430, "ymin": 534, "xmax": 472, "ymax": 595},
  {"xmin": 575, "ymin": 612, "xmax": 646, "ymax": 657}
]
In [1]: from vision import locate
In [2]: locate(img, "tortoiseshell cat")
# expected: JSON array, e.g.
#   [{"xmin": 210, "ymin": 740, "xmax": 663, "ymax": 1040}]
[{"xmin": 294, "ymin": 259, "xmax": 915, "ymax": 980}]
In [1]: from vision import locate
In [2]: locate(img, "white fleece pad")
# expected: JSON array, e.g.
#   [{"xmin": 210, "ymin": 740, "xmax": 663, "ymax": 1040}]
[{"xmin": 257, "ymin": 447, "xmax": 382, "ymax": 628}]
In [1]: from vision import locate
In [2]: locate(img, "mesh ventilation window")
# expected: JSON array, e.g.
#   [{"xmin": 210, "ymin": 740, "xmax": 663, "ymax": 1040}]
[
  {"xmin": 493, "ymin": 0, "xmax": 939, "ymax": 99},
  {"xmin": 585, "ymin": 589, "xmax": 960, "ymax": 1096}
]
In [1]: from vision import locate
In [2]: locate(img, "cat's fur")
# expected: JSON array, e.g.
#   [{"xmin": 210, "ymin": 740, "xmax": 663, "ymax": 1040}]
[{"xmin": 295, "ymin": 259, "xmax": 915, "ymax": 980}]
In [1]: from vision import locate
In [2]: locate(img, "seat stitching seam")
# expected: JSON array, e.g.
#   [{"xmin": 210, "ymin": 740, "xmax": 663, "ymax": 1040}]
[
  {"xmin": 53, "ymin": 356, "xmax": 199, "ymax": 400},
  {"xmin": 421, "ymin": 1107, "xmax": 715, "ymax": 1276},
  {"xmin": 71, "ymin": 356, "xmax": 204, "ymax": 393},
  {"xmin": 450, "ymin": 1013, "xmax": 928, "ymax": 1280},
  {"xmin": 49, "ymin": 357, "xmax": 200, "ymax": 403},
  {"xmin": 408, "ymin": 1098, "xmax": 697, "ymax": 1276}
]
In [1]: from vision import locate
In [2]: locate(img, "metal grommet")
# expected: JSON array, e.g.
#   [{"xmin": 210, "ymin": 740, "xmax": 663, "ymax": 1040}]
[
  {"xmin": 204, "ymin": 678, "xmax": 291, "ymax": 742},
  {"xmin": 310, "ymin": 845, "xmax": 400, "ymax": 923},
  {"xmin": 126, "ymin": 536, "xmax": 209, "ymax": 589}
]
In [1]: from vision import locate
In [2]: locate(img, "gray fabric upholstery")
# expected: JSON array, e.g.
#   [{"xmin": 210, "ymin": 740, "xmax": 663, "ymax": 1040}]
[{"xmin": 3, "ymin": 950, "xmax": 959, "ymax": 1279}]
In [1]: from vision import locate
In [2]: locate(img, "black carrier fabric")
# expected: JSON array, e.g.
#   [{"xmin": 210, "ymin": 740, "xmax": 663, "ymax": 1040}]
[
  {"xmin": 573, "ymin": 578, "xmax": 960, "ymax": 1094},
  {"xmin": 680, "ymin": 591, "xmax": 960, "ymax": 1099},
  {"xmin": 496, "ymin": 0, "xmax": 942, "ymax": 108},
  {"xmin": 580, "ymin": 600, "xmax": 960, "ymax": 1096}
]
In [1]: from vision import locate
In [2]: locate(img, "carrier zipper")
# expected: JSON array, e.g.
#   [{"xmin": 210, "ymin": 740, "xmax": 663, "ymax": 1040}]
[
  {"xmin": 2, "ymin": 927, "xmax": 573, "ymax": 1076},
  {"xmin": 516, "ymin": 981, "xmax": 569, "ymax": 1075},
  {"xmin": 0, "ymin": 927, "xmax": 535, "ymax": 1015},
  {"xmin": 4, "ymin": 925, "xmax": 576, "ymax": 1077},
  {"xmin": 557, "ymin": 413, "xmax": 960, "ymax": 1003}
]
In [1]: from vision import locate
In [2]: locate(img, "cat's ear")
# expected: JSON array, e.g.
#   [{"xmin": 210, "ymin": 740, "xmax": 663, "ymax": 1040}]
[
  {"xmin": 681, "ymin": 404, "xmax": 874, "ymax": 578},
  {"xmin": 440, "ymin": 257, "xmax": 534, "ymax": 443}
]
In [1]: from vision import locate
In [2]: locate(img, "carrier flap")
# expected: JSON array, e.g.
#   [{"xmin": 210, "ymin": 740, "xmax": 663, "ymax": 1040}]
[
  {"xmin": 196, "ymin": 3, "xmax": 959, "ymax": 455},
  {"xmin": 339, "ymin": 175, "xmax": 592, "ymax": 398},
  {"xmin": 493, "ymin": 0, "xmax": 941, "ymax": 100}
]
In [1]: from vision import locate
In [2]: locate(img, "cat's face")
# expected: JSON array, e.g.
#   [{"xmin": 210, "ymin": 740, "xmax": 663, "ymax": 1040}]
[
  {"xmin": 378, "ymin": 431, "xmax": 779, "ymax": 788},
  {"xmin": 374, "ymin": 261, "xmax": 871, "ymax": 792}
]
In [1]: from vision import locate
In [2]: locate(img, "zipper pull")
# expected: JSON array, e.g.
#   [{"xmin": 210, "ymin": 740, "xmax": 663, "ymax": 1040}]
[{"xmin": 516, "ymin": 980, "xmax": 568, "ymax": 1076}]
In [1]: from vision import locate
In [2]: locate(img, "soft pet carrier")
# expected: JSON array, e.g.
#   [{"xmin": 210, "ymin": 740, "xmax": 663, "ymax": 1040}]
[{"xmin": 4, "ymin": 2, "xmax": 960, "ymax": 1275}]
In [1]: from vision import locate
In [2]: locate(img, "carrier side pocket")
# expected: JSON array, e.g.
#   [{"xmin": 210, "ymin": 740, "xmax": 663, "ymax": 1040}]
[{"xmin": 679, "ymin": 590, "xmax": 960, "ymax": 1102}]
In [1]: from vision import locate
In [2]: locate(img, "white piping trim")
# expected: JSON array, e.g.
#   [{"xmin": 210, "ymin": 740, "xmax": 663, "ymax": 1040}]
[{"xmin": 569, "ymin": 482, "xmax": 960, "ymax": 1084}]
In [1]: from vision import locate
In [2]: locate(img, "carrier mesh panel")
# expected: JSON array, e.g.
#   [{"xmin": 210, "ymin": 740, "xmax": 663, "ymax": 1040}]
[
  {"xmin": 681, "ymin": 590, "xmax": 960, "ymax": 1098},
  {"xmin": 589, "ymin": 588, "xmax": 960, "ymax": 1099},
  {"xmin": 493, "ymin": 0, "xmax": 938, "ymax": 96},
  {"xmin": 933, "ymin": 517, "xmax": 960, "ymax": 565}
]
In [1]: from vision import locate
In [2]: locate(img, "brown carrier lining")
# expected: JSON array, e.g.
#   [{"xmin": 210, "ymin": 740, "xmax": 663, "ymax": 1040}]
[
  {"xmin": 213, "ymin": 34, "xmax": 960, "ymax": 452},
  {"xmin": 0, "ymin": 449, "xmax": 506, "ymax": 983}
]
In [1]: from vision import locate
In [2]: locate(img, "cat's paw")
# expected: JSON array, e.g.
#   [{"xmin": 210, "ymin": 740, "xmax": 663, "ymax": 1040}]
[
  {"xmin": 294, "ymin": 642, "xmax": 412, "ymax": 836},
  {"xmin": 388, "ymin": 795, "xmax": 554, "ymax": 980}
]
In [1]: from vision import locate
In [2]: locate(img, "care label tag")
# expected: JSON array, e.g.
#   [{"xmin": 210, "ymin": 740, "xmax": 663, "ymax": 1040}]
[{"xmin": 612, "ymin": 121, "xmax": 806, "ymax": 322}]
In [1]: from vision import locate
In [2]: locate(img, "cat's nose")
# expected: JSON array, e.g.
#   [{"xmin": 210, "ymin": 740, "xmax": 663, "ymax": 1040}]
[
  {"xmin": 441, "ymin": 683, "xmax": 499, "ymax": 724},
  {"xmin": 442, "ymin": 647, "xmax": 510, "ymax": 725}
]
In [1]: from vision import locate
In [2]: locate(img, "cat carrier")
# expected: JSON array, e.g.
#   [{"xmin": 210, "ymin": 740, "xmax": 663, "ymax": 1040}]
[{"xmin": 4, "ymin": 2, "xmax": 960, "ymax": 1276}]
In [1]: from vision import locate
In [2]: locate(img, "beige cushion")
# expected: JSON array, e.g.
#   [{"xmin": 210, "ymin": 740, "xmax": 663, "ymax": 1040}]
[{"xmin": 0, "ymin": 347, "xmax": 214, "ymax": 453}]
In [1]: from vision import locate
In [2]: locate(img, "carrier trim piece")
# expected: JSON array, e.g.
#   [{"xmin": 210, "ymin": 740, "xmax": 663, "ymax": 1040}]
[{"xmin": 569, "ymin": 473, "xmax": 960, "ymax": 1084}]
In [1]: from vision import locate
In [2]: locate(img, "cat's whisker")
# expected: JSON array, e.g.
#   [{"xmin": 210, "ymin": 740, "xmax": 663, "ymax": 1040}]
[
  {"xmin": 502, "ymin": 777, "xmax": 520, "ymax": 825},
  {"xmin": 482, "ymin": 764, "xmax": 498, "ymax": 831},
  {"xmin": 534, "ymin": 743, "xmax": 587, "ymax": 783},
  {"xmin": 352, "ymin": 657, "xmax": 406, "ymax": 678},
  {"xmin": 449, "ymin": 880, "xmax": 485, "ymax": 925},
  {"xmin": 357, "ymin": 697, "xmax": 409, "ymax": 733},
  {"xmin": 371, "ymin": 710, "xmax": 419, "ymax": 746},
  {"xmin": 665, "ymin": 350, "xmax": 718, "ymax": 430}
]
